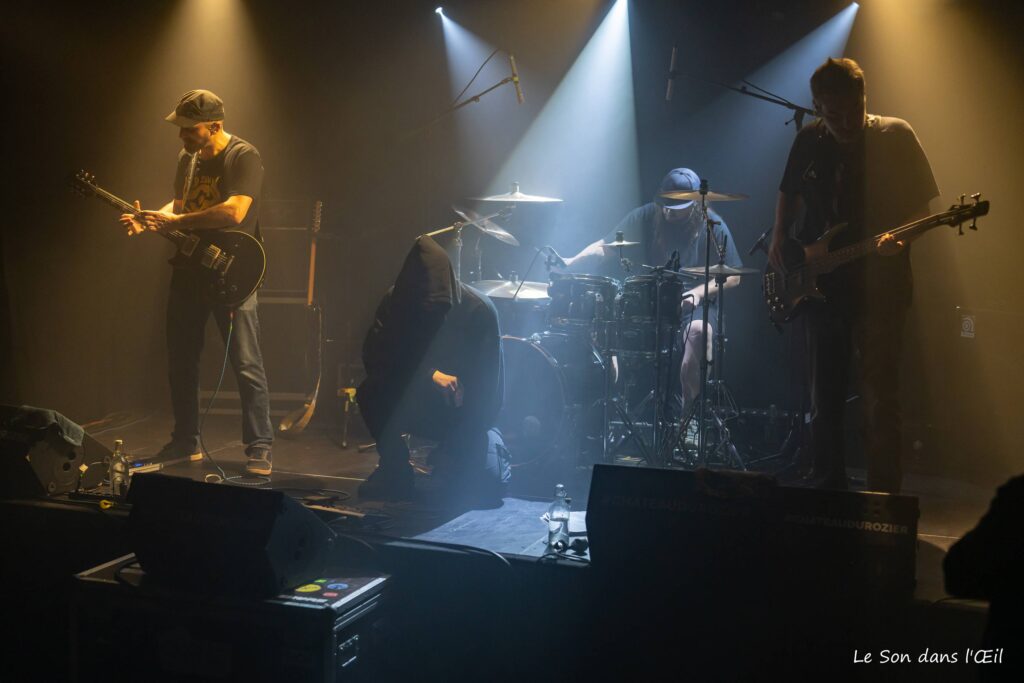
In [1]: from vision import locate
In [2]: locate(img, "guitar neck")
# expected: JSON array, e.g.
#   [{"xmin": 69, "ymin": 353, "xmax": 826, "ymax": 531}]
[
  {"xmin": 87, "ymin": 184, "xmax": 191, "ymax": 245},
  {"xmin": 813, "ymin": 212, "xmax": 951, "ymax": 272}
]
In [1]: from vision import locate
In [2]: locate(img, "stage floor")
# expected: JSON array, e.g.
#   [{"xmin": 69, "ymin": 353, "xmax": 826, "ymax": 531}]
[{"xmin": 84, "ymin": 410, "xmax": 997, "ymax": 603}]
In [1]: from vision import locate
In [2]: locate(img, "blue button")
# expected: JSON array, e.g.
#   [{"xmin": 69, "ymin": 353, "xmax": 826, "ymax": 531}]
[{"xmin": 326, "ymin": 582, "xmax": 349, "ymax": 590}]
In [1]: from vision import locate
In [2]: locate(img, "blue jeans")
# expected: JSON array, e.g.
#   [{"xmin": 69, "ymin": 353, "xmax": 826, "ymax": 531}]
[{"xmin": 166, "ymin": 277, "xmax": 273, "ymax": 454}]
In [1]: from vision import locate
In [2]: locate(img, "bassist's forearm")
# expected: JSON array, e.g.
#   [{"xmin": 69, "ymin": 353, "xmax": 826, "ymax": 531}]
[{"xmin": 772, "ymin": 191, "xmax": 800, "ymax": 239}]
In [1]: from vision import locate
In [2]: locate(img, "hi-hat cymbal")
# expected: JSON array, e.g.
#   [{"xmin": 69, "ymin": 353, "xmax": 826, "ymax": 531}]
[
  {"xmin": 681, "ymin": 264, "xmax": 760, "ymax": 276},
  {"xmin": 451, "ymin": 206, "xmax": 520, "ymax": 246},
  {"xmin": 469, "ymin": 279, "xmax": 550, "ymax": 300},
  {"xmin": 472, "ymin": 182, "xmax": 563, "ymax": 203},
  {"xmin": 600, "ymin": 238, "xmax": 641, "ymax": 248},
  {"xmin": 659, "ymin": 190, "xmax": 749, "ymax": 202}
]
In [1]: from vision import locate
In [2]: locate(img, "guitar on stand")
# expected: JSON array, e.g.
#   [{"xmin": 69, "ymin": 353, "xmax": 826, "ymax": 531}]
[
  {"xmin": 69, "ymin": 170, "xmax": 267, "ymax": 308},
  {"xmin": 279, "ymin": 200, "xmax": 324, "ymax": 437}
]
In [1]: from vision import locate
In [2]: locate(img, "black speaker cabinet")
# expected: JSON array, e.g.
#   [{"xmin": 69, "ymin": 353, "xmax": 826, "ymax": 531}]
[
  {"xmin": 0, "ymin": 405, "xmax": 86, "ymax": 498},
  {"xmin": 127, "ymin": 473, "xmax": 335, "ymax": 597},
  {"xmin": 586, "ymin": 464, "xmax": 919, "ymax": 597}
]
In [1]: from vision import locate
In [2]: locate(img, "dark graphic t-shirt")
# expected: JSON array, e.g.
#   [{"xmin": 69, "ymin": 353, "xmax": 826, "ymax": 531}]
[
  {"xmin": 779, "ymin": 115, "xmax": 939, "ymax": 309},
  {"xmin": 173, "ymin": 135, "xmax": 263, "ymax": 236}
]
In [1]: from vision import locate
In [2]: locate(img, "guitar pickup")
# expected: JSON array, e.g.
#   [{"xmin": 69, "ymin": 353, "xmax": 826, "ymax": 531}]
[
  {"xmin": 200, "ymin": 245, "xmax": 223, "ymax": 269},
  {"xmin": 180, "ymin": 234, "xmax": 201, "ymax": 257},
  {"xmin": 217, "ymin": 254, "xmax": 235, "ymax": 275}
]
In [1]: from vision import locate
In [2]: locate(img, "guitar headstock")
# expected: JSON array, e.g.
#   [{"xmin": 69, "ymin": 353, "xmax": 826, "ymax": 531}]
[
  {"xmin": 947, "ymin": 193, "xmax": 989, "ymax": 236},
  {"xmin": 311, "ymin": 199, "xmax": 322, "ymax": 234},
  {"xmin": 70, "ymin": 169, "xmax": 98, "ymax": 198}
]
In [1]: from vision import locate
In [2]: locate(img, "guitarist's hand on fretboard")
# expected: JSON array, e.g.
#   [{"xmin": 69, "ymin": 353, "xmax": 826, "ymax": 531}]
[
  {"xmin": 120, "ymin": 200, "xmax": 146, "ymax": 236},
  {"xmin": 875, "ymin": 232, "xmax": 906, "ymax": 256}
]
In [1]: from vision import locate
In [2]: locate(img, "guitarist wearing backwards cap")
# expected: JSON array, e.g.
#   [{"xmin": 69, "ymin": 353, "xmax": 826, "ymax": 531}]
[
  {"xmin": 120, "ymin": 89, "xmax": 274, "ymax": 476},
  {"xmin": 767, "ymin": 58, "xmax": 939, "ymax": 494}
]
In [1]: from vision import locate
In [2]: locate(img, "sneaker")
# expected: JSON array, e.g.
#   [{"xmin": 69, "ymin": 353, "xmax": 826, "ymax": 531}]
[
  {"xmin": 245, "ymin": 448, "xmax": 273, "ymax": 476},
  {"xmin": 132, "ymin": 441, "xmax": 202, "ymax": 468},
  {"xmin": 358, "ymin": 464, "xmax": 415, "ymax": 500}
]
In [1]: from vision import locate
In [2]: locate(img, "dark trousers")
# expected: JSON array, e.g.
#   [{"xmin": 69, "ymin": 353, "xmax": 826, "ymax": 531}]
[
  {"xmin": 166, "ymin": 285, "xmax": 273, "ymax": 453},
  {"xmin": 358, "ymin": 378, "xmax": 494, "ymax": 480},
  {"xmin": 804, "ymin": 302, "xmax": 907, "ymax": 493}
]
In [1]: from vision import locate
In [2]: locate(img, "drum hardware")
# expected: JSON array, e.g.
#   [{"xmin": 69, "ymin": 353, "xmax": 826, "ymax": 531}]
[
  {"xmin": 425, "ymin": 207, "xmax": 514, "ymax": 283},
  {"xmin": 662, "ymin": 179, "xmax": 748, "ymax": 469},
  {"xmin": 602, "ymin": 230, "xmax": 640, "ymax": 274},
  {"xmin": 599, "ymin": 254, "xmax": 690, "ymax": 467}
]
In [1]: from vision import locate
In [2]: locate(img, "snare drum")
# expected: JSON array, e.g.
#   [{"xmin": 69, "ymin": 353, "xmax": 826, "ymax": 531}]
[
  {"xmin": 547, "ymin": 273, "xmax": 619, "ymax": 330},
  {"xmin": 618, "ymin": 275, "xmax": 685, "ymax": 326}
]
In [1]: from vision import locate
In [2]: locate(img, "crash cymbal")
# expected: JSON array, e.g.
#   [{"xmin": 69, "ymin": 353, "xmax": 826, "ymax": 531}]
[
  {"xmin": 600, "ymin": 239, "xmax": 641, "ymax": 248},
  {"xmin": 472, "ymin": 182, "xmax": 563, "ymax": 204},
  {"xmin": 659, "ymin": 190, "xmax": 749, "ymax": 202},
  {"xmin": 680, "ymin": 264, "xmax": 760, "ymax": 276},
  {"xmin": 469, "ymin": 279, "xmax": 550, "ymax": 300},
  {"xmin": 451, "ymin": 206, "xmax": 520, "ymax": 247}
]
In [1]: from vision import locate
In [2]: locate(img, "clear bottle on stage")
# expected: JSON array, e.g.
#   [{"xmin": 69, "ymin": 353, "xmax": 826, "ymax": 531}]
[
  {"xmin": 109, "ymin": 438, "xmax": 129, "ymax": 499},
  {"xmin": 547, "ymin": 484, "xmax": 570, "ymax": 552}
]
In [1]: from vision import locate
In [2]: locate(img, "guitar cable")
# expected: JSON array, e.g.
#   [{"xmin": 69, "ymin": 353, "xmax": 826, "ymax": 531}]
[{"xmin": 198, "ymin": 311, "xmax": 269, "ymax": 487}]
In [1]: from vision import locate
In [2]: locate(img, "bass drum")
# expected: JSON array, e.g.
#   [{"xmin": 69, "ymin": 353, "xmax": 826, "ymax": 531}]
[{"xmin": 498, "ymin": 334, "xmax": 603, "ymax": 472}]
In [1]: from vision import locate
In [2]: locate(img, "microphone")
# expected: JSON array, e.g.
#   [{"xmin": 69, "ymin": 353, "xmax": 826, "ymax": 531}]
[
  {"xmin": 748, "ymin": 228, "xmax": 772, "ymax": 256},
  {"xmin": 544, "ymin": 246, "xmax": 567, "ymax": 269},
  {"xmin": 665, "ymin": 46, "xmax": 677, "ymax": 102},
  {"xmin": 509, "ymin": 54, "xmax": 525, "ymax": 105}
]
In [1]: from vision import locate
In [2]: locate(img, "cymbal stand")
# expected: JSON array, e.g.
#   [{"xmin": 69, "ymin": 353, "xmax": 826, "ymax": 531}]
[
  {"xmin": 425, "ymin": 208, "xmax": 508, "ymax": 284},
  {"xmin": 671, "ymin": 180, "xmax": 745, "ymax": 469}
]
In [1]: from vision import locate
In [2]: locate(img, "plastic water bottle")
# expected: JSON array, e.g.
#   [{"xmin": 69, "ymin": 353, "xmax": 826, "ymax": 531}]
[
  {"xmin": 547, "ymin": 484, "xmax": 570, "ymax": 552},
  {"xmin": 109, "ymin": 439, "xmax": 129, "ymax": 499}
]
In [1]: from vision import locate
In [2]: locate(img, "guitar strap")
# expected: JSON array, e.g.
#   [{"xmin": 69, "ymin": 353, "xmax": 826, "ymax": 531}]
[{"xmin": 181, "ymin": 152, "xmax": 199, "ymax": 213}]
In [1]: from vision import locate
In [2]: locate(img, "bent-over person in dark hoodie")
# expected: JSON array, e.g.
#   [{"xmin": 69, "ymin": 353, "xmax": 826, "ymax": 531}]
[{"xmin": 357, "ymin": 235, "xmax": 505, "ymax": 501}]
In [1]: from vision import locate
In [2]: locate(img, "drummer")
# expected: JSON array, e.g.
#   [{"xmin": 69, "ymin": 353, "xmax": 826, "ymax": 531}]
[{"xmin": 560, "ymin": 167, "xmax": 744, "ymax": 420}]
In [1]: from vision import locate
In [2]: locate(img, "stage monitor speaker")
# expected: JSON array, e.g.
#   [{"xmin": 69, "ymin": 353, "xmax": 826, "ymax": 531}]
[
  {"xmin": 586, "ymin": 464, "xmax": 783, "ymax": 579},
  {"xmin": 0, "ymin": 405, "xmax": 87, "ymax": 498},
  {"xmin": 586, "ymin": 464, "xmax": 918, "ymax": 596},
  {"xmin": 127, "ymin": 473, "xmax": 336, "ymax": 598}
]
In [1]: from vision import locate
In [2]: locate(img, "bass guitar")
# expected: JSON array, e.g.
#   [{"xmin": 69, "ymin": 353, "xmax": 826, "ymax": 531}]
[
  {"xmin": 763, "ymin": 194, "xmax": 989, "ymax": 325},
  {"xmin": 70, "ymin": 170, "xmax": 267, "ymax": 308}
]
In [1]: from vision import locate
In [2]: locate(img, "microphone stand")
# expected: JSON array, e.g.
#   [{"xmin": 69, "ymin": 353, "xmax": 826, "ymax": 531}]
[
  {"xmin": 666, "ymin": 65, "xmax": 815, "ymax": 129},
  {"xmin": 405, "ymin": 75, "xmax": 520, "ymax": 141}
]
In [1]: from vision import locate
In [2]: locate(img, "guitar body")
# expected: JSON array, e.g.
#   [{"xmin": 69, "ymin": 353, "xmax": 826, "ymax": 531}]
[
  {"xmin": 167, "ymin": 229, "xmax": 267, "ymax": 307},
  {"xmin": 69, "ymin": 170, "xmax": 269, "ymax": 309},
  {"xmin": 763, "ymin": 228, "xmax": 841, "ymax": 325}
]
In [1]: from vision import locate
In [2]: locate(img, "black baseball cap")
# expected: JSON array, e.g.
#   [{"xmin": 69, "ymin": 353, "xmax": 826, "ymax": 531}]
[
  {"xmin": 654, "ymin": 167, "xmax": 700, "ymax": 210},
  {"xmin": 165, "ymin": 89, "xmax": 225, "ymax": 127}
]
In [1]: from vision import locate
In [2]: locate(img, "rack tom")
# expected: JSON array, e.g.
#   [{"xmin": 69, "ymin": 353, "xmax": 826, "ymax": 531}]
[
  {"xmin": 618, "ymin": 275, "xmax": 685, "ymax": 326},
  {"xmin": 547, "ymin": 273, "xmax": 619, "ymax": 331}
]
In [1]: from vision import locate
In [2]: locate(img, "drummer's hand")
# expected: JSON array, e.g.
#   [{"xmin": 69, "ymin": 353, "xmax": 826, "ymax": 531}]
[
  {"xmin": 432, "ymin": 370, "xmax": 464, "ymax": 407},
  {"xmin": 681, "ymin": 293, "xmax": 700, "ymax": 314},
  {"xmin": 768, "ymin": 233, "xmax": 787, "ymax": 274},
  {"xmin": 876, "ymin": 232, "xmax": 905, "ymax": 256}
]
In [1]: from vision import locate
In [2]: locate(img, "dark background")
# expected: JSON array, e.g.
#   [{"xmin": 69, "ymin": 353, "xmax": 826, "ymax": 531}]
[{"xmin": 2, "ymin": 0, "xmax": 1021, "ymax": 482}]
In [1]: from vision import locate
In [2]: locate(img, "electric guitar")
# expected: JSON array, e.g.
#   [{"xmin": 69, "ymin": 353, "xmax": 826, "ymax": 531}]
[
  {"xmin": 763, "ymin": 194, "xmax": 989, "ymax": 324},
  {"xmin": 279, "ymin": 199, "xmax": 324, "ymax": 437},
  {"xmin": 70, "ymin": 170, "xmax": 267, "ymax": 307}
]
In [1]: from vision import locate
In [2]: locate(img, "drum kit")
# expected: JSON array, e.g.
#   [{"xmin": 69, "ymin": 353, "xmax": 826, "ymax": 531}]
[{"xmin": 429, "ymin": 181, "xmax": 760, "ymax": 476}]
